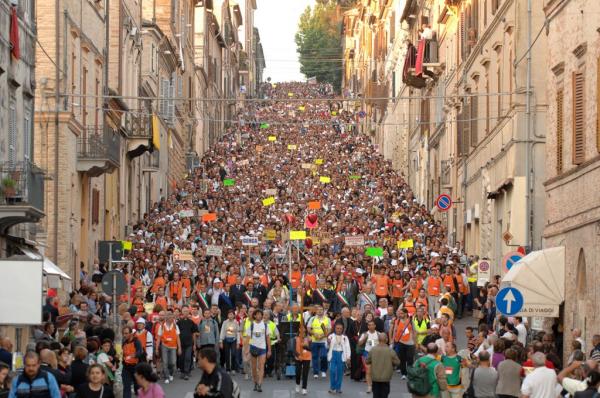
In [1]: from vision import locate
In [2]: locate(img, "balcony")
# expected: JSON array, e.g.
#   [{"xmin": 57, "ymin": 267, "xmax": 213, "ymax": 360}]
[
  {"xmin": 0, "ymin": 161, "xmax": 45, "ymax": 233},
  {"xmin": 77, "ymin": 127, "xmax": 121, "ymax": 177},
  {"xmin": 122, "ymin": 113, "xmax": 152, "ymax": 159}
]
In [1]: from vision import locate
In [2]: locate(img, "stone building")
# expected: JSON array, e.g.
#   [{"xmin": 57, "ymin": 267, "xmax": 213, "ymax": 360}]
[{"xmin": 542, "ymin": 0, "xmax": 600, "ymax": 350}]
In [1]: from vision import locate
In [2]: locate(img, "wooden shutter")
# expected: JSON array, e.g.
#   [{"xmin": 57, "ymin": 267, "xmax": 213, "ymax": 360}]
[
  {"xmin": 8, "ymin": 96, "xmax": 17, "ymax": 166},
  {"xmin": 572, "ymin": 71, "xmax": 585, "ymax": 165},
  {"xmin": 470, "ymin": 96, "xmax": 478, "ymax": 146},
  {"xmin": 460, "ymin": 10, "xmax": 466, "ymax": 60},
  {"xmin": 556, "ymin": 89, "xmax": 564, "ymax": 174},
  {"xmin": 91, "ymin": 189, "xmax": 100, "ymax": 225}
]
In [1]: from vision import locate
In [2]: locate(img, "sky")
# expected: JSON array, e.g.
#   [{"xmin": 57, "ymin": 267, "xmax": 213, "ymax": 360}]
[{"xmin": 255, "ymin": 0, "xmax": 316, "ymax": 82}]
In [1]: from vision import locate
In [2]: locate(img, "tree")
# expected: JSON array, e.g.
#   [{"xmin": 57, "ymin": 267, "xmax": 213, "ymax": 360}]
[{"xmin": 295, "ymin": 3, "xmax": 343, "ymax": 91}]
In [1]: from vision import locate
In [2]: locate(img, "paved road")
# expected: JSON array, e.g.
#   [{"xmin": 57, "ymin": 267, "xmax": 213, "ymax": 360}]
[{"xmin": 161, "ymin": 317, "xmax": 477, "ymax": 398}]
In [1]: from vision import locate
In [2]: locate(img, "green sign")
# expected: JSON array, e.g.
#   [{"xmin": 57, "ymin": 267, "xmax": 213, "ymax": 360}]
[
  {"xmin": 223, "ymin": 179, "xmax": 235, "ymax": 187},
  {"xmin": 365, "ymin": 247, "xmax": 384, "ymax": 257},
  {"xmin": 260, "ymin": 123, "xmax": 270, "ymax": 129},
  {"xmin": 349, "ymin": 175, "xmax": 362, "ymax": 180}
]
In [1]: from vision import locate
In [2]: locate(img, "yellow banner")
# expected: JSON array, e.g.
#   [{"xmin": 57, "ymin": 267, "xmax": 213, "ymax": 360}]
[
  {"xmin": 152, "ymin": 114, "xmax": 160, "ymax": 150},
  {"xmin": 262, "ymin": 197, "xmax": 275, "ymax": 206},
  {"xmin": 268, "ymin": 136, "xmax": 277, "ymax": 142},
  {"xmin": 264, "ymin": 229, "xmax": 277, "ymax": 241},
  {"xmin": 314, "ymin": 159, "xmax": 324, "ymax": 165},
  {"xmin": 288, "ymin": 144, "xmax": 297, "ymax": 150},
  {"xmin": 320, "ymin": 176, "xmax": 331, "ymax": 183},
  {"xmin": 290, "ymin": 230, "xmax": 307, "ymax": 240},
  {"xmin": 397, "ymin": 239, "xmax": 414, "ymax": 249}
]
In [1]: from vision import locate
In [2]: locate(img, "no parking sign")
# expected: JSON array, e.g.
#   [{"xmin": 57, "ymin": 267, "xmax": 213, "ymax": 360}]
[{"xmin": 435, "ymin": 194, "xmax": 452, "ymax": 212}]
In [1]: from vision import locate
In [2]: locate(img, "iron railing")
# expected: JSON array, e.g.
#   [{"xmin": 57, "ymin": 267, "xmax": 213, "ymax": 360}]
[
  {"xmin": 122, "ymin": 113, "xmax": 151, "ymax": 138},
  {"xmin": 0, "ymin": 161, "xmax": 44, "ymax": 210},
  {"xmin": 77, "ymin": 127, "xmax": 121, "ymax": 165}
]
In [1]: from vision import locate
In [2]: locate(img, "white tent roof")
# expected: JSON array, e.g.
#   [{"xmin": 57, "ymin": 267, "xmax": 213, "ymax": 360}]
[
  {"xmin": 20, "ymin": 247, "xmax": 72, "ymax": 281},
  {"xmin": 501, "ymin": 246, "xmax": 565, "ymax": 305}
]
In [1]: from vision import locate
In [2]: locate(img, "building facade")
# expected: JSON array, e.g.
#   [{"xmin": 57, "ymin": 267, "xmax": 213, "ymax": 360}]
[
  {"xmin": 542, "ymin": 0, "xmax": 600, "ymax": 350},
  {"xmin": 343, "ymin": 0, "xmax": 548, "ymax": 276}
]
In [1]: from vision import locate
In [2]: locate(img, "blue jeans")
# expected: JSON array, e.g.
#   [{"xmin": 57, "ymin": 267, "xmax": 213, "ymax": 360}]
[
  {"xmin": 329, "ymin": 351, "xmax": 344, "ymax": 391},
  {"xmin": 311, "ymin": 342, "xmax": 327, "ymax": 375},
  {"xmin": 161, "ymin": 345, "xmax": 177, "ymax": 379}
]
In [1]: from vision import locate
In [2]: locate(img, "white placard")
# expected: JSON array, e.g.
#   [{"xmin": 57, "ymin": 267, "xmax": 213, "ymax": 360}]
[
  {"xmin": 241, "ymin": 236, "xmax": 259, "ymax": 246},
  {"xmin": 0, "ymin": 260, "xmax": 43, "ymax": 324},
  {"xmin": 344, "ymin": 235, "xmax": 365, "ymax": 246},
  {"xmin": 178, "ymin": 209, "xmax": 195, "ymax": 218},
  {"xmin": 516, "ymin": 305, "xmax": 560, "ymax": 318},
  {"xmin": 206, "ymin": 245, "xmax": 223, "ymax": 257},
  {"xmin": 265, "ymin": 188, "xmax": 277, "ymax": 196}
]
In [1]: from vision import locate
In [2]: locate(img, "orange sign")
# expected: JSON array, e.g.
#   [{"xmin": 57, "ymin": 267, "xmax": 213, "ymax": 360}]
[
  {"xmin": 308, "ymin": 201, "xmax": 321, "ymax": 210},
  {"xmin": 202, "ymin": 213, "xmax": 217, "ymax": 222}
]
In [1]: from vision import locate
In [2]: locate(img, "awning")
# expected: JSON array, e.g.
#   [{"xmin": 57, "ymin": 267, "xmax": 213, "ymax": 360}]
[
  {"xmin": 20, "ymin": 247, "xmax": 72, "ymax": 281},
  {"xmin": 501, "ymin": 246, "xmax": 565, "ymax": 317}
]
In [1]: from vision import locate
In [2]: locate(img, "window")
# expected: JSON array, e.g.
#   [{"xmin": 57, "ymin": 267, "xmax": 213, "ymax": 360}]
[
  {"xmin": 91, "ymin": 188, "xmax": 100, "ymax": 224},
  {"xmin": 492, "ymin": 0, "xmax": 500, "ymax": 14},
  {"xmin": 597, "ymin": 58, "xmax": 600, "ymax": 153},
  {"xmin": 572, "ymin": 71, "xmax": 585, "ymax": 165},
  {"xmin": 9, "ymin": 93, "xmax": 17, "ymax": 165},
  {"xmin": 95, "ymin": 78, "xmax": 100, "ymax": 129},
  {"xmin": 556, "ymin": 89, "xmax": 564, "ymax": 174},
  {"xmin": 470, "ymin": 95, "xmax": 478, "ymax": 146},
  {"xmin": 24, "ymin": 99, "xmax": 32, "ymax": 161},
  {"xmin": 82, "ymin": 67, "xmax": 88, "ymax": 127}
]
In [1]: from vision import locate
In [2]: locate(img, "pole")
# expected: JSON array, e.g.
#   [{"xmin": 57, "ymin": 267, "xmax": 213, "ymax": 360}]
[
  {"xmin": 108, "ymin": 242, "xmax": 117, "ymax": 329},
  {"xmin": 524, "ymin": 0, "xmax": 533, "ymax": 251}
]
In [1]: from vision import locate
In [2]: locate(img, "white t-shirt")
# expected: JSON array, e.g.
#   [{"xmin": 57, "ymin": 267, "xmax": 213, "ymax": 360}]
[
  {"xmin": 516, "ymin": 323, "xmax": 527, "ymax": 345},
  {"xmin": 245, "ymin": 321, "xmax": 267, "ymax": 349},
  {"xmin": 521, "ymin": 366, "xmax": 561, "ymax": 398},
  {"xmin": 363, "ymin": 331, "xmax": 379, "ymax": 353}
]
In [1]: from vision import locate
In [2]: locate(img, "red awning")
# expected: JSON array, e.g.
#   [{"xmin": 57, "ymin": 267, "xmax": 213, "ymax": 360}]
[{"xmin": 415, "ymin": 39, "xmax": 425, "ymax": 76}]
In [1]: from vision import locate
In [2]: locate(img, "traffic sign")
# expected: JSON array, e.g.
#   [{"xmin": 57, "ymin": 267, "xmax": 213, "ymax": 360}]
[
  {"xmin": 502, "ymin": 230, "xmax": 513, "ymax": 243},
  {"xmin": 435, "ymin": 194, "xmax": 452, "ymax": 211},
  {"xmin": 477, "ymin": 260, "xmax": 491, "ymax": 287},
  {"xmin": 502, "ymin": 251, "xmax": 524, "ymax": 273},
  {"xmin": 496, "ymin": 287, "xmax": 524, "ymax": 316},
  {"xmin": 358, "ymin": 110, "xmax": 366, "ymax": 118},
  {"xmin": 101, "ymin": 271, "xmax": 126, "ymax": 296}
]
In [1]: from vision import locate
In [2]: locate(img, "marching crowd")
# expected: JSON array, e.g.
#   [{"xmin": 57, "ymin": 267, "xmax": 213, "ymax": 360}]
[{"xmin": 1, "ymin": 82, "xmax": 599, "ymax": 398}]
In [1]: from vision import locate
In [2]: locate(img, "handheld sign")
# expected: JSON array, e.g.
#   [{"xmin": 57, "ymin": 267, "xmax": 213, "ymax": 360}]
[
  {"xmin": 288, "ymin": 144, "xmax": 297, "ymax": 150},
  {"xmin": 314, "ymin": 159, "xmax": 324, "ymax": 165},
  {"xmin": 345, "ymin": 236, "xmax": 365, "ymax": 246},
  {"xmin": 496, "ymin": 287, "xmax": 524, "ymax": 316},
  {"xmin": 223, "ymin": 179, "xmax": 235, "ymax": 187},
  {"xmin": 289, "ymin": 230, "xmax": 307, "ymax": 240},
  {"xmin": 319, "ymin": 176, "xmax": 331, "ymax": 183},
  {"xmin": 308, "ymin": 201, "xmax": 321, "ymax": 210},
  {"xmin": 365, "ymin": 247, "xmax": 384, "ymax": 257},
  {"xmin": 435, "ymin": 194, "xmax": 452, "ymax": 212},
  {"xmin": 262, "ymin": 197, "xmax": 275, "ymax": 206},
  {"xmin": 122, "ymin": 241, "xmax": 133, "ymax": 251},
  {"xmin": 241, "ymin": 236, "xmax": 259, "ymax": 246},
  {"xmin": 202, "ymin": 213, "xmax": 217, "ymax": 222},
  {"xmin": 264, "ymin": 229, "xmax": 277, "ymax": 241},
  {"xmin": 397, "ymin": 239, "xmax": 414, "ymax": 249},
  {"xmin": 260, "ymin": 123, "xmax": 269, "ymax": 129},
  {"xmin": 268, "ymin": 136, "xmax": 277, "ymax": 142}
]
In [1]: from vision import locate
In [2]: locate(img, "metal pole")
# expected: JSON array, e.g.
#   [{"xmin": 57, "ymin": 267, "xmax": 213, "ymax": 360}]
[
  {"xmin": 525, "ymin": 0, "xmax": 533, "ymax": 251},
  {"xmin": 108, "ymin": 242, "xmax": 117, "ymax": 329}
]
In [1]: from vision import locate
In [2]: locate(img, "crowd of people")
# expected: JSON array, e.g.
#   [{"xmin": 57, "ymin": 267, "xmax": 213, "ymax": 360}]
[{"xmin": 0, "ymin": 82, "xmax": 598, "ymax": 398}]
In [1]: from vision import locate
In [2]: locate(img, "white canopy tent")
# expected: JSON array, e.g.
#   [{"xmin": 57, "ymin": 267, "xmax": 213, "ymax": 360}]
[
  {"xmin": 501, "ymin": 246, "xmax": 565, "ymax": 317},
  {"xmin": 20, "ymin": 247, "xmax": 72, "ymax": 291}
]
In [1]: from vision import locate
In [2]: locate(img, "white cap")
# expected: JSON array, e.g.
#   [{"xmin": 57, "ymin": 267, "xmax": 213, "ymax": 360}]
[
  {"xmin": 135, "ymin": 318, "xmax": 146, "ymax": 325},
  {"xmin": 213, "ymin": 278, "xmax": 222, "ymax": 284}
]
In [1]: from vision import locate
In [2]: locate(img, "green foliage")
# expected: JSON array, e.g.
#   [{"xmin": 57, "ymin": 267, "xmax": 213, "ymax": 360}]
[{"xmin": 295, "ymin": 3, "xmax": 343, "ymax": 91}]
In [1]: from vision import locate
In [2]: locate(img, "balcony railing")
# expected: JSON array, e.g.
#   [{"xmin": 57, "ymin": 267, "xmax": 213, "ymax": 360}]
[
  {"xmin": 122, "ymin": 113, "xmax": 151, "ymax": 138},
  {"xmin": 77, "ymin": 127, "xmax": 120, "ymax": 176},
  {"xmin": 0, "ymin": 161, "xmax": 44, "ymax": 210}
]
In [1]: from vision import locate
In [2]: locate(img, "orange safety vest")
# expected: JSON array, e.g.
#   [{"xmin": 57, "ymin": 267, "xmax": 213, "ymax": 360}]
[
  {"xmin": 226, "ymin": 274, "xmax": 237, "ymax": 286},
  {"xmin": 155, "ymin": 296, "xmax": 168, "ymax": 310},
  {"xmin": 391, "ymin": 279, "xmax": 404, "ymax": 298},
  {"xmin": 373, "ymin": 275, "xmax": 390, "ymax": 297},
  {"xmin": 182, "ymin": 277, "xmax": 192, "ymax": 298},
  {"xmin": 290, "ymin": 271, "xmax": 302, "ymax": 289},
  {"xmin": 304, "ymin": 273, "xmax": 317, "ymax": 290},
  {"xmin": 458, "ymin": 276, "xmax": 469, "ymax": 295},
  {"xmin": 151, "ymin": 277, "xmax": 166, "ymax": 293},
  {"xmin": 161, "ymin": 323, "xmax": 178, "ymax": 349},
  {"xmin": 123, "ymin": 339, "xmax": 139, "ymax": 366},
  {"xmin": 405, "ymin": 301, "xmax": 416, "ymax": 316},
  {"xmin": 170, "ymin": 281, "xmax": 183, "ymax": 301},
  {"xmin": 427, "ymin": 277, "xmax": 442, "ymax": 296},
  {"xmin": 259, "ymin": 274, "xmax": 269, "ymax": 288},
  {"xmin": 136, "ymin": 330, "xmax": 148, "ymax": 349},
  {"xmin": 442, "ymin": 275, "xmax": 456, "ymax": 293},
  {"xmin": 416, "ymin": 296, "xmax": 428, "ymax": 309},
  {"xmin": 191, "ymin": 314, "xmax": 201, "ymax": 325},
  {"xmin": 394, "ymin": 319, "xmax": 412, "ymax": 343}
]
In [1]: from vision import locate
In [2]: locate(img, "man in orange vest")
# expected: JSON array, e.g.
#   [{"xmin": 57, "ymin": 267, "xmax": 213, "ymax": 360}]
[
  {"xmin": 424, "ymin": 267, "xmax": 443, "ymax": 319},
  {"xmin": 135, "ymin": 318, "xmax": 153, "ymax": 362},
  {"xmin": 389, "ymin": 308, "xmax": 415, "ymax": 380},
  {"xmin": 157, "ymin": 311, "xmax": 182, "ymax": 384},
  {"xmin": 122, "ymin": 326, "xmax": 143, "ymax": 398}
]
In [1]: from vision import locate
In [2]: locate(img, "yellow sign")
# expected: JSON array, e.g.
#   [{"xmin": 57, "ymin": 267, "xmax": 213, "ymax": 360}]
[
  {"xmin": 122, "ymin": 241, "xmax": 133, "ymax": 251},
  {"xmin": 298, "ymin": 106, "xmax": 305, "ymax": 111},
  {"xmin": 314, "ymin": 159, "xmax": 324, "ymax": 165},
  {"xmin": 288, "ymin": 92, "xmax": 294, "ymax": 97},
  {"xmin": 397, "ymin": 239, "xmax": 414, "ymax": 249},
  {"xmin": 262, "ymin": 197, "xmax": 275, "ymax": 206},
  {"xmin": 331, "ymin": 111, "xmax": 337, "ymax": 116},
  {"xmin": 152, "ymin": 114, "xmax": 160, "ymax": 150},
  {"xmin": 289, "ymin": 230, "xmax": 307, "ymax": 240},
  {"xmin": 301, "ymin": 163, "xmax": 313, "ymax": 169},
  {"xmin": 264, "ymin": 229, "xmax": 277, "ymax": 241},
  {"xmin": 320, "ymin": 176, "xmax": 331, "ymax": 183},
  {"xmin": 268, "ymin": 136, "xmax": 277, "ymax": 142},
  {"xmin": 288, "ymin": 144, "xmax": 297, "ymax": 150}
]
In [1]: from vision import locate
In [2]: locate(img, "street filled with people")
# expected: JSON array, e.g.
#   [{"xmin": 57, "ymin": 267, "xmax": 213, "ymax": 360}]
[{"xmin": 1, "ymin": 82, "xmax": 598, "ymax": 398}]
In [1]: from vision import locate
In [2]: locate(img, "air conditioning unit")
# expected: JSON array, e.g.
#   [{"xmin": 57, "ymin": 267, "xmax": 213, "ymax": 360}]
[
  {"xmin": 473, "ymin": 203, "xmax": 480, "ymax": 220},
  {"xmin": 465, "ymin": 209, "xmax": 472, "ymax": 225}
]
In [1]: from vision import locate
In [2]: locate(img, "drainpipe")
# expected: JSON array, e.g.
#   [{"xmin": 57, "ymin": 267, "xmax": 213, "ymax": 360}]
[
  {"xmin": 53, "ymin": 0, "xmax": 61, "ymax": 262},
  {"xmin": 525, "ymin": 0, "xmax": 532, "ymax": 251}
]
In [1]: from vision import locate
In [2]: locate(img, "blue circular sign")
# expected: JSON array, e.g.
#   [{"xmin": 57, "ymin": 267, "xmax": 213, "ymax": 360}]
[
  {"xmin": 358, "ymin": 110, "xmax": 366, "ymax": 118},
  {"xmin": 502, "ymin": 251, "xmax": 524, "ymax": 273},
  {"xmin": 496, "ymin": 287, "xmax": 524, "ymax": 316},
  {"xmin": 436, "ymin": 194, "xmax": 452, "ymax": 211}
]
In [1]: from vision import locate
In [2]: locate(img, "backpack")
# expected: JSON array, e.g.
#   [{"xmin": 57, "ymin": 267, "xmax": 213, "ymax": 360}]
[{"xmin": 407, "ymin": 357, "xmax": 434, "ymax": 396}]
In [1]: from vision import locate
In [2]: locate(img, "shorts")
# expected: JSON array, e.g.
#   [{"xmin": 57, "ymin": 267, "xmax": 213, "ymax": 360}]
[{"xmin": 250, "ymin": 345, "xmax": 267, "ymax": 357}]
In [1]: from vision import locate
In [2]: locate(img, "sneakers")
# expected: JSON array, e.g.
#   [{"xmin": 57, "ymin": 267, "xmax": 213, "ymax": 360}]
[
  {"xmin": 337, "ymin": 390, "xmax": 342, "ymax": 394},
  {"xmin": 257, "ymin": 384, "xmax": 263, "ymax": 393},
  {"xmin": 366, "ymin": 386, "xmax": 372, "ymax": 394},
  {"xmin": 314, "ymin": 374, "xmax": 319, "ymax": 379},
  {"xmin": 401, "ymin": 375, "xmax": 407, "ymax": 381},
  {"xmin": 231, "ymin": 370, "xmax": 236, "ymax": 376},
  {"xmin": 164, "ymin": 379, "xmax": 170, "ymax": 384},
  {"xmin": 296, "ymin": 385, "xmax": 300, "ymax": 393},
  {"xmin": 321, "ymin": 372, "xmax": 327, "ymax": 378},
  {"xmin": 302, "ymin": 389, "xmax": 307, "ymax": 395},
  {"xmin": 169, "ymin": 375, "xmax": 174, "ymax": 382},
  {"xmin": 329, "ymin": 390, "xmax": 336, "ymax": 394},
  {"xmin": 183, "ymin": 374, "xmax": 189, "ymax": 380},
  {"xmin": 253, "ymin": 383, "xmax": 258, "ymax": 391}
]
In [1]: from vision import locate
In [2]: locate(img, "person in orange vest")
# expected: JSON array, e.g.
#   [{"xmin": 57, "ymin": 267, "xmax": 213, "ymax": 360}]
[
  {"xmin": 154, "ymin": 287, "xmax": 168, "ymax": 310},
  {"xmin": 181, "ymin": 270, "xmax": 193, "ymax": 303},
  {"xmin": 415, "ymin": 288, "xmax": 429, "ymax": 310},
  {"xmin": 390, "ymin": 269, "xmax": 404, "ymax": 311},
  {"xmin": 304, "ymin": 265, "xmax": 317, "ymax": 290},
  {"xmin": 424, "ymin": 267, "xmax": 443, "ymax": 319},
  {"xmin": 168, "ymin": 272, "xmax": 184, "ymax": 307},
  {"xmin": 157, "ymin": 311, "xmax": 181, "ymax": 384},
  {"xmin": 122, "ymin": 326, "xmax": 143, "ymax": 398},
  {"xmin": 371, "ymin": 266, "xmax": 391, "ymax": 302},
  {"xmin": 389, "ymin": 307, "xmax": 415, "ymax": 379},
  {"xmin": 135, "ymin": 318, "xmax": 154, "ymax": 362}
]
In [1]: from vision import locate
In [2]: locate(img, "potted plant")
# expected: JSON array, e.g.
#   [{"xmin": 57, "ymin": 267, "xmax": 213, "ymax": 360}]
[{"xmin": 1, "ymin": 176, "xmax": 17, "ymax": 203}]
